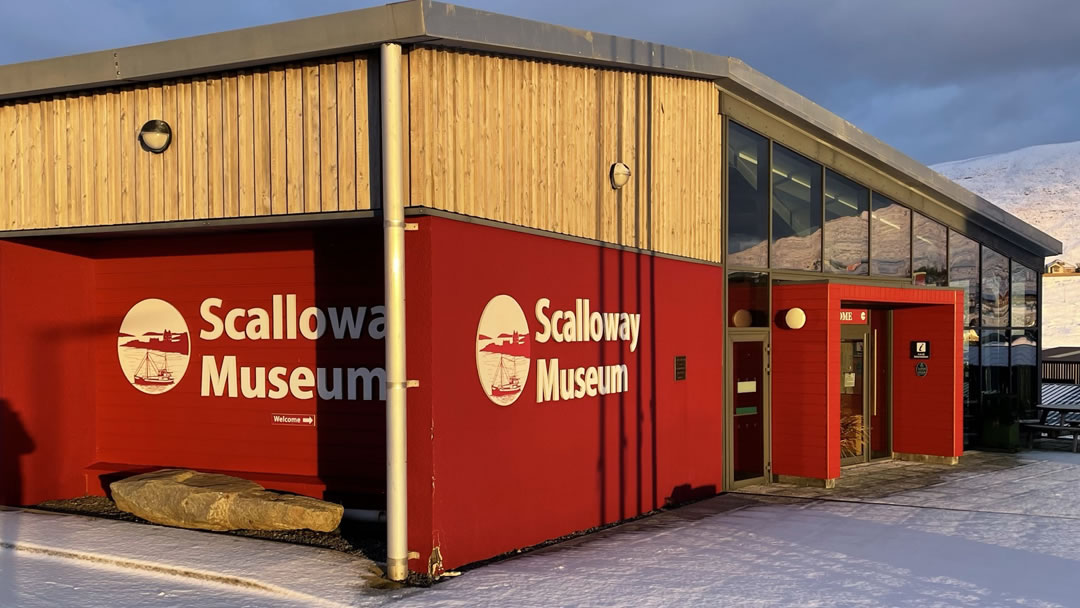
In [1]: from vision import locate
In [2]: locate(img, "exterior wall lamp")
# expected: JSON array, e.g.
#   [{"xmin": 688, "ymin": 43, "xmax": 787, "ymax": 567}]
[
  {"xmin": 138, "ymin": 120, "xmax": 172, "ymax": 153},
  {"xmin": 609, "ymin": 162, "xmax": 631, "ymax": 189},
  {"xmin": 777, "ymin": 308, "xmax": 806, "ymax": 330}
]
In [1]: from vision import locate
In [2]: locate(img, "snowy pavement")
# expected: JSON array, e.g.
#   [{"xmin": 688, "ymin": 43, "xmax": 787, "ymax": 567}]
[
  {"xmin": 3, "ymin": 450, "xmax": 1080, "ymax": 607},
  {"xmin": 0, "ymin": 507, "xmax": 416, "ymax": 607}
]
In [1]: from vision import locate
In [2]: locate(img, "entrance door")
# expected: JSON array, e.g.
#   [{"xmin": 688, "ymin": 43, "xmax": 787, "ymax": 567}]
[
  {"xmin": 839, "ymin": 326, "xmax": 869, "ymax": 465},
  {"xmin": 731, "ymin": 336, "xmax": 769, "ymax": 483},
  {"xmin": 839, "ymin": 312, "xmax": 890, "ymax": 464}
]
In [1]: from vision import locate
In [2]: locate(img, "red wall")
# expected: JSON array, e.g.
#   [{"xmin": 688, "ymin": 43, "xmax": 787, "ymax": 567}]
[
  {"xmin": 0, "ymin": 226, "xmax": 391, "ymax": 506},
  {"xmin": 892, "ymin": 297, "xmax": 964, "ymax": 458},
  {"xmin": 831, "ymin": 285, "xmax": 963, "ymax": 464},
  {"xmin": 772, "ymin": 283, "xmax": 962, "ymax": 483},
  {"xmin": 420, "ymin": 216, "xmax": 725, "ymax": 570},
  {"xmin": 91, "ymin": 227, "xmax": 387, "ymax": 500},
  {"xmin": 0, "ymin": 240, "xmax": 97, "ymax": 505},
  {"xmin": 771, "ymin": 283, "xmax": 834, "ymax": 480}
]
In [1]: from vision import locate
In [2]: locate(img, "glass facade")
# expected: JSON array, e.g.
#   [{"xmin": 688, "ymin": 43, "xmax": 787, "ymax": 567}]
[
  {"xmin": 981, "ymin": 247, "xmax": 1010, "ymax": 327},
  {"xmin": 912, "ymin": 213, "xmax": 947, "ymax": 286},
  {"xmin": 771, "ymin": 144, "xmax": 822, "ymax": 271},
  {"xmin": 870, "ymin": 193, "xmax": 910, "ymax": 277},
  {"xmin": 981, "ymin": 329, "xmax": 1011, "ymax": 397},
  {"xmin": 1011, "ymin": 329, "xmax": 1038, "ymax": 415},
  {"xmin": 824, "ymin": 170, "xmax": 869, "ymax": 275},
  {"xmin": 963, "ymin": 328, "xmax": 981, "ymax": 447},
  {"xmin": 724, "ymin": 119, "xmax": 1045, "ymax": 450},
  {"xmin": 1012, "ymin": 261, "xmax": 1037, "ymax": 327},
  {"xmin": 949, "ymin": 230, "xmax": 980, "ymax": 326},
  {"xmin": 727, "ymin": 123, "xmax": 770, "ymax": 268},
  {"xmin": 728, "ymin": 272, "xmax": 769, "ymax": 327}
]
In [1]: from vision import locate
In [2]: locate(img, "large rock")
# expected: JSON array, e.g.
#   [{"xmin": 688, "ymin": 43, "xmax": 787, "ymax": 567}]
[{"xmin": 110, "ymin": 469, "xmax": 343, "ymax": 532}]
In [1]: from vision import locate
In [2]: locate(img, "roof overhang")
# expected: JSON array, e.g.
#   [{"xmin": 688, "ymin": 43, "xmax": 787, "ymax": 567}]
[{"xmin": 0, "ymin": 0, "xmax": 1061, "ymax": 260}]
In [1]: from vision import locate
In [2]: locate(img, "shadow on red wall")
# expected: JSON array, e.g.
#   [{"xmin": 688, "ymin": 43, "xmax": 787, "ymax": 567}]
[{"xmin": 0, "ymin": 400, "xmax": 33, "ymax": 506}]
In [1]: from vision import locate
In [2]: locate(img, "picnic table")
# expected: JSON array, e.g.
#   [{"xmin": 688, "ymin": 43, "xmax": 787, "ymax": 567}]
[{"xmin": 1021, "ymin": 404, "xmax": 1080, "ymax": 452}]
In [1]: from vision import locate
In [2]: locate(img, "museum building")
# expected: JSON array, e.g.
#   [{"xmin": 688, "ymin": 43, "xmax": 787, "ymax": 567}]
[{"xmin": 0, "ymin": 0, "xmax": 1060, "ymax": 576}]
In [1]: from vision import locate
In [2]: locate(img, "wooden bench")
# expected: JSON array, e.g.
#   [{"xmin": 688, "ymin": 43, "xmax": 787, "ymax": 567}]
[{"xmin": 1020, "ymin": 423, "xmax": 1080, "ymax": 452}]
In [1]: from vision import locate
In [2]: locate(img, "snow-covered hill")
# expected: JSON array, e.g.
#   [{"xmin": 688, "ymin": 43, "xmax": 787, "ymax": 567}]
[{"xmin": 933, "ymin": 141, "xmax": 1080, "ymax": 348}]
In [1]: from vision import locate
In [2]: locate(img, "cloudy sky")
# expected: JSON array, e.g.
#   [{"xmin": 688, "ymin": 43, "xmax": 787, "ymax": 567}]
[{"xmin": 3, "ymin": 0, "xmax": 1079, "ymax": 165}]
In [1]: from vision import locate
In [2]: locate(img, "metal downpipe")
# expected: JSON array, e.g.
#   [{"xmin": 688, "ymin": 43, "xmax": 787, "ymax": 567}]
[{"xmin": 380, "ymin": 42, "xmax": 408, "ymax": 582}]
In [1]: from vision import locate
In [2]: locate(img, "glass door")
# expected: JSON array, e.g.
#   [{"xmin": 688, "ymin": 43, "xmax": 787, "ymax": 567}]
[
  {"xmin": 731, "ymin": 336, "xmax": 769, "ymax": 483},
  {"xmin": 839, "ymin": 328, "xmax": 868, "ymax": 464},
  {"xmin": 839, "ymin": 313, "xmax": 890, "ymax": 465}
]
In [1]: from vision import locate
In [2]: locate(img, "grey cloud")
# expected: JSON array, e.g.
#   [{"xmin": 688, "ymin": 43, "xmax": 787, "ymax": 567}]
[{"xmin": 3, "ymin": 0, "xmax": 1077, "ymax": 164}]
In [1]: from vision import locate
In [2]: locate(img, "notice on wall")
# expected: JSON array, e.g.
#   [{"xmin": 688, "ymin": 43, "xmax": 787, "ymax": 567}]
[
  {"xmin": 737, "ymin": 380, "xmax": 757, "ymax": 394},
  {"xmin": 843, "ymin": 372, "xmax": 856, "ymax": 388}
]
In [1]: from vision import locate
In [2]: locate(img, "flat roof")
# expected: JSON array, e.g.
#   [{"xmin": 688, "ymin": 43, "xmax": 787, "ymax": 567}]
[{"xmin": 0, "ymin": 0, "xmax": 1061, "ymax": 259}]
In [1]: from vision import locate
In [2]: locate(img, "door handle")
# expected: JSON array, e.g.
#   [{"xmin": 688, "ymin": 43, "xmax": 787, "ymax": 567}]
[{"xmin": 872, "ymin": 329, "xmax": 878, "ymax": 416}]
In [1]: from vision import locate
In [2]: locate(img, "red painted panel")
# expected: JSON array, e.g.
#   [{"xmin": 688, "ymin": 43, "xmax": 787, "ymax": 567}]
[
  {"xmin": 89, "ymin": 227, "xmax": 388, "ymax": 500},
  {"xmin": 421, "ymin": 216, "xmax": 725, "ymax": 570},
  {"xmin": 771, "ymin": 283, "xmax": 832, "ymax": 480},
  {"xmin": 831, "ymin": 283, "xmax": 961, "ymax": 460},
  {"xmin": 0, "ymin": 240, "xmax": 97, "ymax": 506},
  {"xmin": 892, "ymin": 304, "xmax": 961, "ymax": 457}
]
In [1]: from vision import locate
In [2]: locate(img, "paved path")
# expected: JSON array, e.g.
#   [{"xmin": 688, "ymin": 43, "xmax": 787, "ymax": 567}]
[{"xmin": 2, "ymin": 450, "xmax": 1078, "ymax": 607}]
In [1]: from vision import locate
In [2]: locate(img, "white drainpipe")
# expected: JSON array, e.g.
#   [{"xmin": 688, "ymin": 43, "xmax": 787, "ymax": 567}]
[{"xmin": 380, "ymin": 42, "xmax": 409, "ymax": 582}]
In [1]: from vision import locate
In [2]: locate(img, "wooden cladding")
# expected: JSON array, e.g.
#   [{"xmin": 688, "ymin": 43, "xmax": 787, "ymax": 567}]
[
  {"xmin": 1, "ymin": 46, "xmax": 723, "ymax": 262},
  {"xmin": 408, "ymin": 48, "xmax": 723, "ymax": 262},
  {"xmin": 0, "ymin": 55, "xmax": 379, "ymax": 230}
]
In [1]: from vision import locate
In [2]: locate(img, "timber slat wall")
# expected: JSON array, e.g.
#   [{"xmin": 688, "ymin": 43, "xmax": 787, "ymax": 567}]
[
  {"xmin": 0, "ymin": 54, "xmax": 378, "ymax": 230},
  {"xmin": 1, "ymin": 47, "xmax": 723, "ymax": 262},
  {"xmin": 407, "ymin": 48, "xmax": 723, "ymax": 262}
]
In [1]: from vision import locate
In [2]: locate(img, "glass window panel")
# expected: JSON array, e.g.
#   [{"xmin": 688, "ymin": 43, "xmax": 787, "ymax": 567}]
[
  {"xmin": 912, "ymin": 213, "xmax": 946, "ymax": 286},
  {"xmin": 1011, "ymin": 329, "xmax": 1037, "ymax": 417},
  {"xmin": 949, "ymin": 231, "xmax": 980, "ymax": 326},
  {"xmin": 980, "ymin": 329, "xmax": 1010, "ymax": 396},
  {"xmin": 963, "ymin": 328, "xmax": 980, "ymax": 449},
  {"xmin": 980, "ymin": 247, "xmax": 1009, "ymax": 327},
  {"xmin": 1011, "ymin": 261, "xmax": 1037, "ymax": 327},
  {"xmin": 870, "ymin": 193, "xmax": 911, "ymax": 276},
  {"xmin": 771, "ymin": 144, "xmax": 822, "ymax": 271},
  {"xmin": 728, "ymin": 272, "xmax": 770, "ymax": 328},
  {"xmin": 727, "ymin": 122, "xmax": 770, "ymax": 267},
  {"xmin": 823, "ymin": 170, "xmax": 868, "ymax": 274}
]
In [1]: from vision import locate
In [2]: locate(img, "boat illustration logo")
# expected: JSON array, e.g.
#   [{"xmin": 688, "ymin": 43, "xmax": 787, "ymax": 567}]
[
  {"xmin": 116, "ymin": 298, "xmax": 191, "ymax": 395},
  {"xmin": 475, "ymin": 295, "xmax": 531, "ymax": 406}
]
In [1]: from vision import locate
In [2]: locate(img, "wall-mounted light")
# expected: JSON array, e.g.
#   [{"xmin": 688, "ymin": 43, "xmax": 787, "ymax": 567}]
[
  {"xmin": 609, "ymin": 162, "xmax": 631, "ymax": 189},
  {"xmin": 138, "ymin": 120, "xmax": 172, "ymax": 154},
  {"xmin": 732, "ymin": 309, "xmax": 752, "ymax": 328},
  {"xmin": 778, "ymin": 308, "xmax": 806, "ymax": 330}
]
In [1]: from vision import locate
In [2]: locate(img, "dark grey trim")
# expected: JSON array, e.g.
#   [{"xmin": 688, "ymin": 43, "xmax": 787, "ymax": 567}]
[
  {"xmin": 405, "ymin": 207, "xmax": 726, "ymax": 269},
  {"xmin": 0, "ymin": 0, "xmax": 1060, "ymax": 260},
  {"xmin": 0, "ymin": 210, "xmax": 379, "ymax": 239},
  {"xmin": 0, "ymin": 1, "xmax": 429, "ymax": 100},
  {"xmin": 420, "ymin": 2, "xmax": 729, "ymax": 79}
]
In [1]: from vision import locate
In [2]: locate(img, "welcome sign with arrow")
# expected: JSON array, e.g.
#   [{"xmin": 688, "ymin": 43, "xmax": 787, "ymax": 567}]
[{"xmin": 271, "ymin": 413, "xmax": 316, "ymax": 427}]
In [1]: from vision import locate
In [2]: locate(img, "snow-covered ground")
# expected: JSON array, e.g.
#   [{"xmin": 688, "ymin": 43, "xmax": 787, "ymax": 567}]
[
  {"xmin": 933, "ymin": 141, "xmax": 1080, "ymax": 348},
  {"xmin": 3, "ymin": 451, "xmax": 1080, "ymax": 607}
]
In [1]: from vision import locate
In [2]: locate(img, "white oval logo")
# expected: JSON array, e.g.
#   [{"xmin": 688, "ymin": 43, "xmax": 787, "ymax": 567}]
[
  {"xmin": 475, "ymin": 295, "xmax": 531, "ymax": 406},
  {"xmin": 117, "ymin": 298, "xmax": 191, "ymax": 395}
]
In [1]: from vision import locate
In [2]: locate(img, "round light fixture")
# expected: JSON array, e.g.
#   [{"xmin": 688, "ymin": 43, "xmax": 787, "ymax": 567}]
[
  {"xmin": 138, "ymin": 120, "xmax": 172, "ymax": 154},
  {"xmin": 732, "ymin": 309, "xmax": 753, "ymax": 328},
  {"xmin": 782, "ymin": 308, "xmax": 806, "ymax": 330},
  {"xmin": 609, "ymin": 162, "xmax": 631, "ymax": 189}
]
